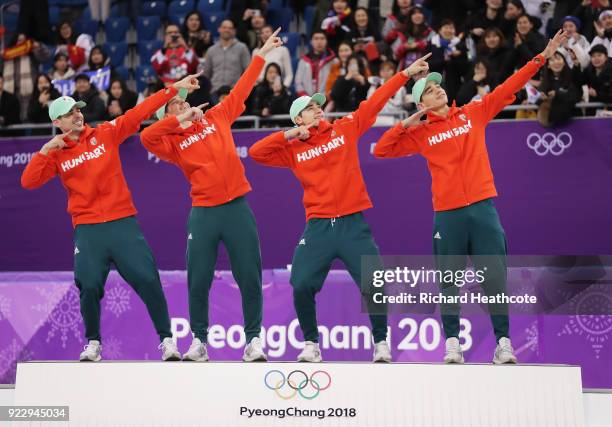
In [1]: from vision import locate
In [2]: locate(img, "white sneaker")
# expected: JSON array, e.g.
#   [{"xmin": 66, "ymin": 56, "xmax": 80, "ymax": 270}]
[
  {"xmin": 297, "ymin": 341, "xmax": 322, "ymax": 362},
  {"xmin": 373, "ymin": 340, "xmax": 392, "ymax": 363},
  {"xmin": 79, "ymin": 340, "xmax": 102, "ymax": 362},
  {"xmin": 182, "ymin": 338, "xmax": 209, "ymax": 362},
  {"xmin": 243, "ymin": 337, "xmax": 267, "ymax": 362},
  {"xmin": 443, "ymin": 337, "xmax": 464, "ymax": 364},
  {"xmin": 159, "ymin": 337, "xmax": 181, "ymax": 361},
  {"xmin": 493, "ymin": 337, "xmax": 518, "ymax": 364}
]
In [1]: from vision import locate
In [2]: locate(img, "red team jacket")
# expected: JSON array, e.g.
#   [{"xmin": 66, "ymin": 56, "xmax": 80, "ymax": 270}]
[
  {"xmin": 249, "ymin": 72, "xmax": 410, "ymax": 220},
  {"xmin": 140, "ymin": 56, "xmax": 266, "ymax": 207},
  {"xmin": 374, "ymin": 54, "xmax": 546, "ymax": 211},
  {"xmin": 21, "ymin": 87, "xmax": 179, "ymax": 227}
]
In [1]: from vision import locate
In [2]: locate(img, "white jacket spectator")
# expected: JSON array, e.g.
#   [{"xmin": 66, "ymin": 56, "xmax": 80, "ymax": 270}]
[{"xmin": 252, "ymin": 26, "xmax": 293, "ymax": 87}]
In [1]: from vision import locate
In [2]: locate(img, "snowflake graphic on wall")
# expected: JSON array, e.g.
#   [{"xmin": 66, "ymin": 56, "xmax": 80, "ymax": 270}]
[
  {"xmin": 0, "ymin": 294, "xmax": 12, "ymax": 321},
  {"xmin": 31, "ymin": 284, "xmax": 71, "ymax": 329},
  {"xmin": 557, "ymin": 285, "xmax": 612, "ymax": 359},
  {"xmin": 43, "ymin": 287, "xmax": 83, "ymax": 348},
  {"xmin": 103, "ymin": 336, "xmax": 123, "ymax": 360},
  {"xmin": 0, "ymin": 339, "xmax": 34, "ymax": 384},
  {"xmin": 104, "ymin": 284, "xmax": 131, "ymax": 318}
]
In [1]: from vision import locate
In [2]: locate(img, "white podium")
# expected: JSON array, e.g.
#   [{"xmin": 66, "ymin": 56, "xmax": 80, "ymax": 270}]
[{"xmin": 13, "ymin": 361, "xmax": 584, "ymax": 426}]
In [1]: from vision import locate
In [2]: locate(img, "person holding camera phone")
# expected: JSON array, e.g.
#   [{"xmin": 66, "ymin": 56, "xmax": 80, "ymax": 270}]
[
  {"xmin": 151, "ymin": 24, "xmax": 199, "ymax": 84},
  {"xmin": 330, "ymin": 54, "xmax": 371, "ymax": 112},
  {"xmin": 181, "ymin": 11, "xmax": 213, "ymax": 58},
  {"xmin": 28, "ymin": 74, "xmax": 61, "ymax": 123}
]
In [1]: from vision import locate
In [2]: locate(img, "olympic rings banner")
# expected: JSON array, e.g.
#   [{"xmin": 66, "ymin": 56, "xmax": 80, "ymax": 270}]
[{"xmin": 0, "ymin": 119, "xmax": 611, "ymax": 387}]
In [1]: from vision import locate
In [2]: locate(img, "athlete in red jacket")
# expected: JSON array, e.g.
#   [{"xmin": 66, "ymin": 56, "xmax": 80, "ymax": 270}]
[
  {"xmin": 249, "ymin": 53, "xmax": 432, "ymax": 363},
  {"xmin": 375, "ymin": 30, "xmax": 569, "ymax": 364},
  {"xmin": 21, "ymin": 73, "xmax": 201, "ymax": 362},
  {"xmin": 140, "ymin": 29, "xmax": 284, "ymax": 362}
]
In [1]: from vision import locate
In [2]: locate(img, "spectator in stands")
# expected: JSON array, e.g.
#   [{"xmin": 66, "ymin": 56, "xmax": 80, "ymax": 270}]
[
  {"xmin": 321, "ymin": 0, "xmax": 353, "ymax": 51},
  {"xmin": 295, "ymin": 31, "xmax": 338, "ymax": 96},
  {"xmin": 249, "ymin": 63, "xmax": 292, "ymax": 116},
  {"xmin": 366, "ymin": 60, "xmax": 409, "ymax": 116},
  {"xmin": 476, "ymin": 28, "xmax": 513, "ymax": 86},
  {"xmin": 330, "ymin": 54, "xmax": 371, "ymax": 111},
  {"xmin": 27, "ymin": 74, "xmax": 60, "ymax": 123},
  {"xmin": 572, "ymin": 0, "xmax": 611, "ymax": 41},
  {"xmin": 574, "ymin": 44, "xmax": 612, "ymax": 105},
  {"xmin": 349, "ymin": 7, "xmax": 384, "ymax": 69},
  {"xmin": 17, "ymin": 0, "xmax": 51, "ymax": 43},
  {"xmin": 591, "ymin": 10, "xmax": 612, "ymax": 56},
  {"xmin": 230, "ymin": 0, "xmax": 267, "ymax": 30},
  {"xmin": 326, "ymin": 41, "xmax": 355, "ymax": 99},
  {"xmin": 49, "ymin": 52, "xmax": 76, "ymax": 81},
  {"xmin": 54, "ymin": 22, "xmax": 88, "ymax": 71},
  {"xmin": 105, "ymin": 78, "xmax": 138, "ymax": 121},
  {"xmin": 456, "ymin": 58, "xmax": 495, "ymax": 105},
  {"xmin": 71, "ymin": 74, "xmax": 105, "ymax": 122},
  {"xmin": 423, "ymin": 0, "xmax": 477, "ymax": 32},
  {"xmin": 511, "ymin": 14, "xmax": 547, "ymax": 69},
  {"xmin": 503, "ymin": 0, "xmax": 531, "ymax": 41},
  {"xmin": 136, "ymin": 76, "xmax": 164, "ymax": 105},
  {"xmin": 203, "ymin": 20, "xmax": 251, "ymax": 96},
  {"xmin": 537, "ymin": 50, "xmax": 580, "ymax": 126},
  {"xmin": 88, "ymin": 0, "xmax": 111, "ymax": 23},
  {"xmin": 215, "ymin": 85, "xmax": 232, "ymax": 103},
  {"xmin": 181, "ymin": 11, "xmax": 213, "ymax": 58},
  {"xmin": 383, "ymin": 0, "xmax": 413, "ymax": 52},
  {"xmin": 522, "ymin": 0, "xmax": 554, "ymax": 35},
  {"xmin": 151, "ymin": 24, "xmax": 199, "ymax": 84},
  {"xmin": 239, "ymin": 8, "xmax": 268, "ymax": 51},
  {"xmin": 253, "ymin": 25, "xmax": 293, "ymax": 88},
  {"xmin": 391, "ymin": 5, "xmax": 433, "ymax": 68},
  {"xmin": 2, "ymin": 33, "xmax": 50, "ymax": 120},
  {"xmin": 83, "ymin": 46, "xmax": 116, "ymax": 79},
  {"xmin": 466, "ymin": 0, "xmax": 505, "ymax": 46},
  {"xmin": 0, "ymin": 75, "xmax": 21, "ymax": 126},
  {"xmin": 558, "ymin": 15, "xmax": 592, "ymax": 70},
  {"xmin": 428, "ymin": 19, "xmax": 469, "ymax": 102}
]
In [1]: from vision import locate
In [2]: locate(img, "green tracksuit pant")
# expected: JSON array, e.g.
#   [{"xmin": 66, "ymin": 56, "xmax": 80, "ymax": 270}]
[
  {"xmin": 433, "ymin": 198, "xmax": 510, "ymax": 342},
  {"xmin": 73, "ymin": 216, "xmax": 172, "ymax": 342},
  {"xmin": 290, "ymin": 212, "xmax": 388, "ymax": 343},
  {"xmin": 186, "ymin": 197, "xmax": 263, "ymax": 344}
]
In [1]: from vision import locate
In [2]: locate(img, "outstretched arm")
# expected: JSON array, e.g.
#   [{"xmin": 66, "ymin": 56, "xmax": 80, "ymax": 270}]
[
  {"xmin": 353, "ymin": 53, "xmax": 431, "ymax": 136},
  {"xmin": 476, "ymin": 30, "xmax": 569, "ymax": 122},
  {"xmin": 215, "ymin": 28, "xmax": 284, "ymax": 123}
]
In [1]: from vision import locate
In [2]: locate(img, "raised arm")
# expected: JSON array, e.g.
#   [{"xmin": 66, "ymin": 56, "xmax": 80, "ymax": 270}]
[
  {"xmin": 21, "ymin": 132, "xmax": 69, "ymax": 189},
  {"xmin": 374, "ymin": 108, "xmax": 429, "ymax": 158},
  {"xmin": 103, "ymin": 72, "xmax": 201, "ymax": 143},
  {"xmin": 216, "ymin": 28, "xmax": 283, "ymax": 123},
  {"xmin": 476, "ymin": 30, "xmax": 569, "ymax": 122},
  {"xmin": 140, "ymin": 116, "xmax": 181, "ymax": 163},
  {"xmin": 248, "ymin": 131, "xmax": 293, "ymax": 168},
  {"xmin": 353, "ymin": 53, "xmax": 431, "ymax": 136}
]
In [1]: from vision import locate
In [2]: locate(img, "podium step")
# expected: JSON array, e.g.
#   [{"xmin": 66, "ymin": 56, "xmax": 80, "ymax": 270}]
[{"xmin": 14, "ymin": 361, "xmax": 584, "ymax": 426}]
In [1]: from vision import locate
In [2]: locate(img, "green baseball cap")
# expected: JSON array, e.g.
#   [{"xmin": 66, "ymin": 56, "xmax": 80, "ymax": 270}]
[
  {"xmin": 289, "ymin": 93, "xmax": 326, "ymax": 124},
  {"xmin": 156, "ymin": 88, "xmax": 189, "ymax": 120},
  {"xmin": 49, "ymin": 96, "xmax": 86, "ymax": 120},
  {"xmin": 411, "ymin": 72, "xmax": 443, "ymax": 105}
]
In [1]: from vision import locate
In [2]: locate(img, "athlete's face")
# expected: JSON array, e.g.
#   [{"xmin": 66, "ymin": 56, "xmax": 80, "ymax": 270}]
[
  {"xmin": 295, "ymin": 101, "xmax": 324, "ymax": 127},
  {"xmin": 53, "ymin": 106, "xmax": 85, "ymax": 133},
  {"xmin": 166, "ymin": 96, "xmax": 190, "ymax": 116},
  {"xmin": 419, "ymin": 80, "xmax": 448, "ymax": 110}
]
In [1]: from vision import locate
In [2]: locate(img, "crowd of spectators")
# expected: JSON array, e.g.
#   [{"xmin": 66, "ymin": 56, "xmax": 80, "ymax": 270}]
[{"xmin": 0, "ymin": 0, "xmax": 611, "ymax": 129}]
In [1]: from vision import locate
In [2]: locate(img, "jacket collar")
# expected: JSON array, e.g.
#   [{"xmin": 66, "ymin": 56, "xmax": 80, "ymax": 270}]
[
  {"xmin": 63, "ymin": 125, "xmax": 96, "ymax": 148},
  {"xmin": 301, "ymin": 119, "xmax": 333, "ymax": 144},
  {"xmin": 426, "ymin": 102, "xmax": 461, "ymax": 123}
]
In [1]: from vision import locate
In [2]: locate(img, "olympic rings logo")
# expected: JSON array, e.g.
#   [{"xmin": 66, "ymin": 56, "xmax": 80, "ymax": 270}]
[
  {"xmin": 264, "ymin": 370, "xmax": 332, "ymax": 400},
  {"xmin": 526, "ymin": 132, "xmax": 572, "ymax": 156}
]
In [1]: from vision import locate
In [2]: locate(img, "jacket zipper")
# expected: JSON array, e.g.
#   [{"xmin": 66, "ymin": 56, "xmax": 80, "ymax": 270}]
[{"xmin": 450, "ymin": 118, "xmax": 469, "ymax": 206}]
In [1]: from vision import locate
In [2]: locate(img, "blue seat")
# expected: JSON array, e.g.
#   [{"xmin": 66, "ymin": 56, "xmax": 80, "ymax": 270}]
[
  {"xmin": 267, "ymin": 7, "xmax": 293, "ymax": 32},
  {"xmin": 103, "ymin": 41, "xmax": 129, "ymax": 67},
  {"xmin": 141, "ymin": 1, "xmax": 166, "ymax": 17},
  {"xmin": 138, "ymin": 40, "xmax": 163, "ymax": 65},
  {"xmin": 303, "ymin": 5, "xmax": 315, "ymax": 38},
  {"xmin": 280, "ymin": 32, "xmax": 299, "ymax": 58},
  {"xmin": 74, "ymin": 19, "xmax": 99, "ymax": 39},
  {"xmin": 268, "ymin": 0, "xmax": 284, "ymax": 9},
  {"xmin": 197, "ymin": 0, "xmax": 225, "ymax": 13},
  {"xmin": 135, "ymin": 65, "xmax": 158, "ymax": 92},
  {"xmin": 168, "ymin": 13, "xmax": 188, "ymax": 27},
  {"xmin": 114, "ymin": 66, "xmax": 130, "ymax": 82},
  {"xmin": 42, "ymin": 45, "xmax": 57, "ymax": 73},
  {"xmin": 2, "ymin": 10, "xmax": 18, "ymax": 32},
  {"xmin": 168, "ymin": 0, "xmax": 195, "ymax": 15},
  {"xmin": 202, "ymin": 12, "xmax": 226, "ymax": 38},
  {"xmin": 136, "ymin": 16, "xmax": 161, "ymax": 41},
  {"xmin": 49, "ymin": 6, "xmax": 61, "ymax": 26},
  {"xmin": 105, "ymin": 17, "xmax": 131, "ymax": 43}
]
